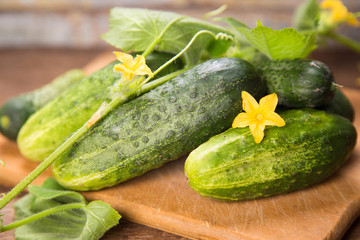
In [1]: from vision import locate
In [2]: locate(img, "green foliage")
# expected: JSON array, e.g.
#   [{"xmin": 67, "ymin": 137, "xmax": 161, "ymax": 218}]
[
  {"xmin": 294, "ymin": 0, "xmax": 320, "ymax": 33},
  {"xmin": 235, "ymin": 20, "xmax": 317, "ymax": 60},
  {"xmin": 12, "ymin": 178, "xmax": 120, "ymax": 240},
  {"xmin": 101, "ymin": 8, "xmax": 232, "ymax": 66}
]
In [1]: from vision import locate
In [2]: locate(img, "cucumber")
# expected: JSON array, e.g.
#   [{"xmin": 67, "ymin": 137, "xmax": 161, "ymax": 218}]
[
  {"xmin": 17, "ymin": 51, "xmax": 183, "ymax": 162},
  {"xmin": 320, "ymin": 88, "xmax": 354, "ymax": 122},
  {"xmin": 0, "ymin": 69, "xmax": 84, "ymax": 141},
  {"xmin": 277, "ymin": 89, "xmax": 354, "ymax": 122},
  {"xmin": 185, "ymin": 109, "xmax": 357, "ymax": 201},
  {"xmin": 258, "ymin": 59, "xmax": 336, "ymax": 108},
  {"xmin": 51, "ymin": 57, "xmax": 266, "ymax": 191}
]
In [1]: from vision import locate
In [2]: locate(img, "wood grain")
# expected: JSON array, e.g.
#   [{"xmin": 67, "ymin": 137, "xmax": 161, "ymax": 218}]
[{"xmin": 0, "ymin": 51, "xmax": 360, "ymax": 240}]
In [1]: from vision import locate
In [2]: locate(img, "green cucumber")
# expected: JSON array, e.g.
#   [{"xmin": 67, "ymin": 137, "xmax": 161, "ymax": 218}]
[
  {"xmin": 320, "ymin": 88, "xmax": 354, "ymax": 122},
  {"xmin": 0, "ymin": 69, "xmax": 84, "ymax": 141},
  {"xmin": 52, "ymin": 57, "xmax": 266, "ymax": 191},
  {"xmin": 258, "ymin": 59, "xmax": 336, "ymax": 108},
  {"xmin": 185, "ymin": 109, "xmax": 357, "ymax": 201},
  {"xmin": 17, "ymin": 51, "xmax": 183, "ymax": 162}
]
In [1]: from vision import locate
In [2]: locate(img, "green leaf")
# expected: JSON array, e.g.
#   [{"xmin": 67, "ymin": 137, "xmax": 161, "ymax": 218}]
[
  {"xmin": 211, "ymin": 17, "xmax": 267, "ymax": 63},
  {"xmin": 214, "ymin": 17, "xmax": 249, "ymax": 29},
  {"xmin": 13, "ymin": 178, "xmax": 121, "ymax": 240},
  {"xmin": 102, "ymin": 7, "xmax": 231, "ymax": 66},
  {"xmin": 206, "ymin": 37, "xmax": 232, "ymax": 57},
  {"xmin": 294, "ymin": 0, "xmax": 320, "ymax": 33},
  {"xmin": 28, "ymin": 178, "xmax": 86, "ymax": 205},
  {"xmin": 236, "ymin": 20, "xmax": 317, "ymax": 60}
]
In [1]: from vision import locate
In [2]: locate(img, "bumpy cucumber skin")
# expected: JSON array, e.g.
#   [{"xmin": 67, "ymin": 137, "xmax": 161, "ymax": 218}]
[
  {"xmin": 320, "ymin": 88, "xmax": 354, "ymax": 122},
  {"xmin": 17, "ymin": 52, "xmax": 183, "ymax": 162},
  {"xmin": 0, "ymin": 69, "xmax": 84, "ymax": 141},
  {"xmin": 0, "ymin": 95, "xmax": 34, "ymax": 141},
  {"xmin": 258, "ymin": 59, "xmax": 336, "ymax": 108},
  {"xmin": 52, "ymin": 57, "xmax": 266, "ymax": 191},
  {"xmin": 185, "ymin": 109, "xmax": 357, "ymax": 201}
]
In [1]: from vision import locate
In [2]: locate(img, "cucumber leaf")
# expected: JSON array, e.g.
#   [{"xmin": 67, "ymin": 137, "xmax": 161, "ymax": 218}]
[
  {"xmin": 236, "ymin": 20, "xmax": 317, "ymax": 60},
  {"xmin": 206, "ymin": 37, "xmax": 233, "ymax": 57},
  {"xmin": 213, "ymin": 17, "xmax": 250, "ymax": 42},
  {"xmin": 214, "ymin": 17, "xmax": 249, "ymax": 30},
  {"xmin": 13, "ymin": 178, "xmax": 121, "ymax": 240},
  {"xmin": 102, "ymin": 7, "xmax": 232, "ymax": 66}
]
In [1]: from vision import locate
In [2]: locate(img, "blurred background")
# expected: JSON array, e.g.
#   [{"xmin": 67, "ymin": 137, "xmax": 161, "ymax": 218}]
[
  {"xmin": 0, "ymin": 0, "xmax": 359, "ymax": 106},
  {"xmin": 0, "ymin": 0, "xmax": 359, "ymax": 49}
]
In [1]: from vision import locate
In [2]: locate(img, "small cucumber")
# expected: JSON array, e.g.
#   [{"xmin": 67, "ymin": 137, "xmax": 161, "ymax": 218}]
[
  {"xmin": 52, "ymin": 57, "xmax": 266, "ymax": 191},
  {"xmin": 320, "ymin": 88, "xmax": 354, "ymax": 122},
  {"xmin": 258, "ymin": 59, "xmax": 336, "ymax": 108},
  {"xmin": 17, "ymin": 51, "xmax": 183, "ymax": 162},
  {"xmin": 185, "ymin": 109, "xmax": 357, "ymax": 201},
  {"xmin": 0, "ymin": 69, "xmax": 85, "ymax": 141}
]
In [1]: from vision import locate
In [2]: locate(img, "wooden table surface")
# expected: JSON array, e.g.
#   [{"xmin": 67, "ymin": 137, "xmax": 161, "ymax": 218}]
[{"xmin": 0, "ymin": 48, "xmax": 359, "ymax": 240}]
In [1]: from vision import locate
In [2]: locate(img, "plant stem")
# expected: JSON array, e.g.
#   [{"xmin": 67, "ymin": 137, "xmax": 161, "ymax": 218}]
[
  {"xmin": 135, "ymin": 30, "xmax": 218, "ymax": 91},
  {"xmin": 203, "ymin": 4, "xmax": 227, "ymax": 20},
  {"xmin": 140, "ymin": 68, "xmax": 188, "ymax": 93},
  {"xmin": 327, "ymin": 31, "xmax": 360, "ymax": 54},
  {"xmin": 0, "ymin": 94, "xmax": 120, "ymax": 210},
  {"xmin": 0, "ymin": 69, "xmax": 185, "ymax": 210},
  {"xmin": 1, "ymin": 203, "xmax": 85, "ymax": 232},
  {"xmin": 0, "ymin": 28, "xmax": 218, "ymax": 212}
]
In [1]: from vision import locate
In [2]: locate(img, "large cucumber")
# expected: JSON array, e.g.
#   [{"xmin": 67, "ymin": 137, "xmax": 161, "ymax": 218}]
[
  {"xmin": 258, "ymin": 59, "xmax": 336, "ymax": 108},
  {"xmin": 17, "ymin": 51, "xmax": 183, "ymax": 162},
  {"xmin": 185, "ymin": 109, "xmax": 357, "ymax": 201},
  {"xmin": 0, "ymin": 69, "xmax": 84, "ymax": 140},
  {"xmin": 320, "ymin": 88, "xmax": 354, "ymax": 122},
  {"xmin": 52, "ymin": 57, "xmax": 266, "ymax": 191}
]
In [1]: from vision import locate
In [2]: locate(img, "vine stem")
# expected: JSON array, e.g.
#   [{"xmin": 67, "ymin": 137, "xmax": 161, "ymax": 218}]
[
  {"xmin": 1, "ymin": 203, "xmax": 85, "ymax": 232},
  {"xmin": 0, "ymin": 28, "xmax": 219, "ymax": 212},
  {"xmin": 0, "ymin": 95, "xmax": 120, "ymax": 210},
  {"xmin": 326, "ymin": 31, "xmax": 360, "ymax": 54},
  {"xmin": 0, "ymin": 71, "xmax": 181, "ymax": 210},
  {"xmin": 131, "ymin": 30, "xmax": 221, "ymax": 92}
]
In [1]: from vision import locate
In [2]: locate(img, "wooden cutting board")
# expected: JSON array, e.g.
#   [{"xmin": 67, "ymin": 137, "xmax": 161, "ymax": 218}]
[{"xmin": 1, "ymin": 54, "xmax": 360, "ymax": 240}]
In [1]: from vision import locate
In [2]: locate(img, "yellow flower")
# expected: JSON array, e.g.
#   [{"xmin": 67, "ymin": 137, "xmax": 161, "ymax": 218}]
[
  {"xmin": 232, "ymin": 91, "xmax": 285, "ymax": 144},
  {"xmin": 320, "ymin": 0, "xmax": 360, "ymax": 27},
  {"xmin": 113, "ymin": 51, "xmax": 153, "ymax": 81}
]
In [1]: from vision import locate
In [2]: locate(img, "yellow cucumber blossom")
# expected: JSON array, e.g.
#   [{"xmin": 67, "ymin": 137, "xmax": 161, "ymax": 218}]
[
  {"xmin": 232, "ymin": 91, "xmax": 285, "ymax": 144},
  {"xmin": 320, "ymin": 0, "xmax": 360, "ymax": 27},
  {"xmin": 113, "ymin": 51, "xmax": 153, "ymax": 81}
]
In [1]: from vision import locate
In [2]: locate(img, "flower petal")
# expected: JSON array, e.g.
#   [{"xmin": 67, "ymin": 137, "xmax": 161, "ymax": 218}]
[
  {"xmin": 320, "ymin": 0, "xmax": 359, "ymax": 26},
  {"xmin": 347, "ymin": 15, "xmax": 360, "ymax": 27},
  {"xmin": 242, "ymin": 91, "xmax": 259, "ymax": 113},
  {"xmin": 132, "ymin": 55, "xmax": 153, "ymax": 76},
  {"xmin": 135, "ymin": 65, "xmax": 154, "ymax": 76},
  {"xmin": 114, "ymin": 51, "xmax": 134, "ymax": 65},
  {"xmin": 114, "ymin": 64, "xmax": 134, "ymax": 81},
  {"xmin": 259, "ymin": 93, "xmax": 278, "ymax": 112},
  {"xmin": 249, "ymin": 123, "xmax": 265, "ymax": 143},
  {"xmin": 232, "ymin": 112, "xmax": 251, "ymax": 128},
  {"xmin": 263, "ymin": 111, "xmax": 286, "ymax": 127},
  {"xmin": 133, "ymin": 55, "xmax": 146, "ymax": 66},
  {"xmin": 113, "ymin": 63, "xmax": 127, "ymax": 72}
]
